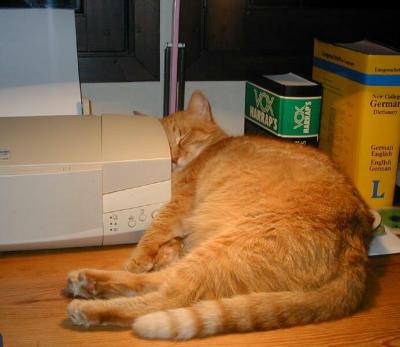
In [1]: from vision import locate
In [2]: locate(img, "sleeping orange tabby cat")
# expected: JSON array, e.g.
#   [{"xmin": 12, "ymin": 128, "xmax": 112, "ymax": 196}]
[{"xmin": 64, "ymin": 90, "xmax": 373, "ymax": 340}]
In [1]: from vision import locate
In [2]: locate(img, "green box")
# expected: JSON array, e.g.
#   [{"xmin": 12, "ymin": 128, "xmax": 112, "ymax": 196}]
[{"xmin": 245, "ymin": 73, "xmax": 322, "ymax": 146}]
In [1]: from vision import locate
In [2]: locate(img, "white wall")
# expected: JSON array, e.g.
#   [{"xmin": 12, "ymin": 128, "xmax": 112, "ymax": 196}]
[
  {"xmin": 81, "ymin": 82, "xmax": 163, "ymax": 116},
  {"xmin": 81, "ymin": 81, "xmax": 245, "ymax": 136},
  {"xmin": 81, "ymin": 0, "xmax": 245, "ymax": 136}
]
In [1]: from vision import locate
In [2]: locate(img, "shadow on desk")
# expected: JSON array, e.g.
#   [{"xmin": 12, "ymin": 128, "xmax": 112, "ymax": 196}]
[{"xmin": 363, "ymin": 255, "xmax": 394, "ymax": 311}]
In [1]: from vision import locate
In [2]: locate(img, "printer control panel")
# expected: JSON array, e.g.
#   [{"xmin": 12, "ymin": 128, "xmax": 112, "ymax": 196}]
[{"xmin": 103, "ymin": 202, "xmax": 165, "ymax": 245}]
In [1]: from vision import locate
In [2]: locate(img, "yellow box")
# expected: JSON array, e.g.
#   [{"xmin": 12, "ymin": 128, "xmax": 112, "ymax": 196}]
[{"xmin": 313, "ymin": 39, "xmax": 400, "ymax": 208}]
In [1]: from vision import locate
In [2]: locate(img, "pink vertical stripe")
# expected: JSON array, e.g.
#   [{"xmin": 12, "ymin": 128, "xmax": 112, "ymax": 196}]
[{"xmin": 169, "ymin": 0, "xmax": 180, "ymax": 114}]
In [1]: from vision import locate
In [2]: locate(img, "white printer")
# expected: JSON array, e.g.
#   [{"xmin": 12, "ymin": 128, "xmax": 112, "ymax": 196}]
[{"xmin": 0, "ymin": 114, "xmax": 171, "ymax": 251}]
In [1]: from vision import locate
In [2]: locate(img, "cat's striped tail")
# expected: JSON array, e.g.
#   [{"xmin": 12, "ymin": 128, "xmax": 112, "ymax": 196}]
[{"xmin": 132, "ymin": 269, "xmax": 365, "ymax": 340}]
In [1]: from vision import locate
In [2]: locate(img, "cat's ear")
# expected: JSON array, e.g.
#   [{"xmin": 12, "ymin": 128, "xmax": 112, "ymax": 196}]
[{"xmin": 187, "ymin": 90, "xmax": 212, "ymax": 122}]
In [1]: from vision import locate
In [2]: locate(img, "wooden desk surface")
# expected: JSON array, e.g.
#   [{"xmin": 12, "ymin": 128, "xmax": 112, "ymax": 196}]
[{"xmin": 1, "ymin": 245, "xmax": 399, "ymax": 347}]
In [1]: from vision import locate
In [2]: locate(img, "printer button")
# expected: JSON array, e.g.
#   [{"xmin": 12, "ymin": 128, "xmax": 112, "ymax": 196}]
[
  {"xmin": 128, "ymin": 216, "xmax": 136, "ymax": 228},
  {"xmin": 138, "ymin": 209, "xmax": 147, "ymax": 222}
]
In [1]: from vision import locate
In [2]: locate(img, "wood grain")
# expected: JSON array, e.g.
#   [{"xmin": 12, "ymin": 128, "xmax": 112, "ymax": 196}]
[{"xmin": 1, "ymin": 246, "xmax": 399, "ymax": 347}]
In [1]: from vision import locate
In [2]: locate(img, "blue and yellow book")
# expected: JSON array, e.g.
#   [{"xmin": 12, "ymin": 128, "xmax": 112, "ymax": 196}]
[{"xmin": 313, "ymin": 39, "xmax": 400, "ymax": 208}]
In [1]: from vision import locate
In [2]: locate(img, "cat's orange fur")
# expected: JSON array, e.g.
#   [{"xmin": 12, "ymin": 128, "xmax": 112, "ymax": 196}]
[{"xmin": 65, "ymin": 91, "xmax": 373, "ymax": 340}]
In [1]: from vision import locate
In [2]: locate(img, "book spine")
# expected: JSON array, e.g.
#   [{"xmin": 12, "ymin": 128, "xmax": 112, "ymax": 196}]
[
  {"xmin": 356, "ymin": 85, "xmax": 400, "ymax": 208},
  {"xmin": 279, "ymin": 96, "xmax": 321, "ymax": 143}
]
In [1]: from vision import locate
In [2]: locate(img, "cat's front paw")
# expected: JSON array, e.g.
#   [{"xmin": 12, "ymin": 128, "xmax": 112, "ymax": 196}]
[
  {"xmin": 123, "ymin": 247, "xmax": 155, "ymax": 273},
  {"xmin": 68, "ymin": 298, "xmax": 135, "ymax": 327},
  {"xmin": 64, "ymin": 269, "xmax": 98, "ymax": 299},
  {"xmin": 123, "ymin": 255, "xmax": 154, "ymax": 273},
  {"xmin": 68, "ymin": 300, "xmax": 97, "ymax": 327}
]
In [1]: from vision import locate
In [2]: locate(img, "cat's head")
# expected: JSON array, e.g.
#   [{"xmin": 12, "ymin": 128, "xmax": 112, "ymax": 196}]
[{"xmin": 162, "ymin": 91, "xmax": 225, "ymax": 172}]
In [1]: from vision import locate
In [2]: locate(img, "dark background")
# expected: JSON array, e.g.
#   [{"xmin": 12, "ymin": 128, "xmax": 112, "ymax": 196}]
[{"xmin": 2, "ymin": 0, "xmax": 399, "ymax": 82}]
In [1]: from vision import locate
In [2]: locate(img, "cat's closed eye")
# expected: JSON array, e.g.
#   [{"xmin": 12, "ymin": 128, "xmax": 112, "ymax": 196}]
[{"xmin": 177, "ymin": 130, "xmax": 192, "ymax": 146}]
